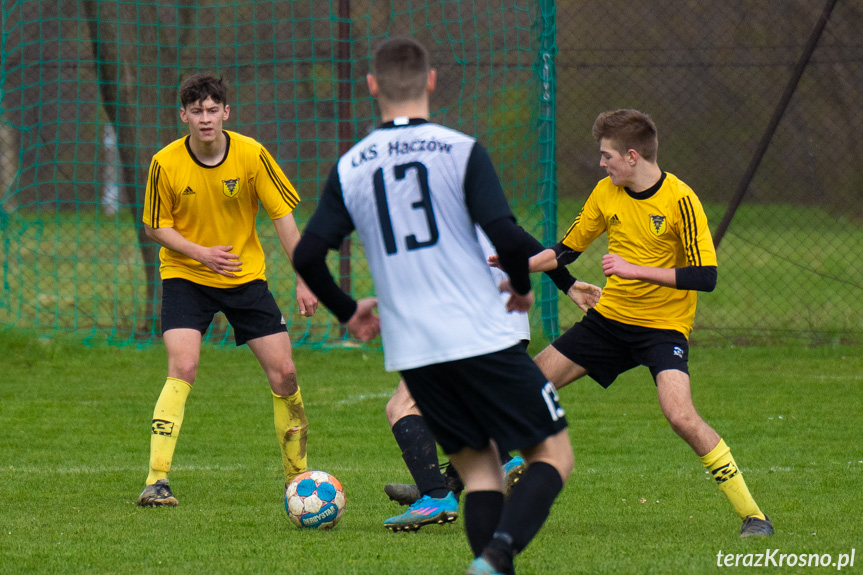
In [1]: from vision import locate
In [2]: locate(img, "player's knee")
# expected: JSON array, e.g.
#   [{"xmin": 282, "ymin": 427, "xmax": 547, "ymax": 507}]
[
  {"xmin": 171, "ymin": 361, "xmax": 199, "ymax": 384},
  {"xmin": 271, "ymin": 364, "xmax": 298, "ymax": 395},
  {"xmin": 665, "ymin": 410, "xmax": 701, "ymax": 438}
]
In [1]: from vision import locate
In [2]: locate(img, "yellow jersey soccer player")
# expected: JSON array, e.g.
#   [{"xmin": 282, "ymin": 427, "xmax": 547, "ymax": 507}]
[
  {"xmin": 529, "ymin": 109, "xmax": 773, "ymax": 538},
  {"xmin": 136, "ymin": 73, "xmax": 318, "ymax": 507}
]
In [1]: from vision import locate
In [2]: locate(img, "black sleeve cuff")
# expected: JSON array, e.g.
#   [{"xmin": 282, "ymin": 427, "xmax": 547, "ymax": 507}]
[
  {"xmin": 675, "ymin": 265, "xmax": 717, "ymax": 292},
  {"xmin": 552, "ymin": 242, "xmax": 581, "ymax": 266}
]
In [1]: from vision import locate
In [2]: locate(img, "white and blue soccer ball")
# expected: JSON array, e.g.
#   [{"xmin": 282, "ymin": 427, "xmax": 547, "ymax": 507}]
[{"xmin": 285, "ymin": 470, "xmax": 346, "ymax": 529}]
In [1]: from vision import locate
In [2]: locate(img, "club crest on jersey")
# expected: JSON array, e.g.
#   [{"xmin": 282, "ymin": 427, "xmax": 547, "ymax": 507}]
[
  {"xmin": 648, "ymin": 214, "xmax": 667, "ymax": 236},
  {"xmin": 222, "ymin": 178, "xmax": 240, "ymax": 198}
]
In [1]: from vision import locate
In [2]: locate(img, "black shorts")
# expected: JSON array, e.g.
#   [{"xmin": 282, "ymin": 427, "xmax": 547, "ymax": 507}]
[
  {"xmin": 401, "ymin": 343, "xmax": 568, "ymax": 455},
  {"xmin": 552, "ymin": 309, "xmax": 689, "ymax": 388},
  {"xmin": 161, "ymin": 278, "xmax": 287, "ymax": 346}
]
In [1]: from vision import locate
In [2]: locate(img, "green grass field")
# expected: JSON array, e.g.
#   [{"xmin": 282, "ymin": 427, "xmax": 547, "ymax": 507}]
[{"xmin": 1, "ymin": 329, "xmax": 860, "ymax": 574}]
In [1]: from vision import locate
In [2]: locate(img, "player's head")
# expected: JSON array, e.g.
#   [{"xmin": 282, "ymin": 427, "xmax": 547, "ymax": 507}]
[
  {"xmin": 180, "ymin": 73, "xmax": 228, "ymax": 109},
  {"xmin": 369, "ymin": 37, "xmax": 433, "ymax": 104},
  {"xmin": 592, "ymin": 109, "xmax": 658, "ymax": 162},
  {"xmin": 178, "ymin": 74, "xmax": 230, "ymax": 145}
]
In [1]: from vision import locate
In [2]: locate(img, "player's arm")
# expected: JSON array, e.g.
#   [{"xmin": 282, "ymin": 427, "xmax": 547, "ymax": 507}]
[
  {"xmin": 293, "ymin": 165, "xmax": 380, "ymax": 340},
  {"xmin": 271, "ymin": 213, "xmax": 318, "ymax": 317},
  {"xmin": 517, "ymin": 232, "xmax": 601, "ymax": 312},
  {"xmin": 601, "ymin": 254, "xmax": 717, "ymax": 291},
  {"xmin": 525, "ymin": 242, "xmax": 582, "ymax": 273},
  {"xmin": 532, "ymin": 189, "xmax": 606, "ymax": 274},
  {"xmin": 144, "ymin": 224, "xmax": 242, "ymax": 277},
  {"xmin": 252, "ymin": 145, "xmax": 320, "ymax": 314},
  {"xmin": 462, "ymin": 141, "xmax": 534, "ymax": 311},
  {"xmin": 294, "ymin": 232, "xmax": 379, "ymax": 339},
  {"xmin": 482, "ymin": 218, "xmax": 533, "ymax": 311},
  {"xmin": 294, "ymin": 236, "xmax": 381, "ymax": 340},
  {"xmin": 491, "ymin": 234, "xmax": 599, "ymax": 311},
  {"xmin": 489, "ymin": 196, "xmax": 593, "ymax": 275}
]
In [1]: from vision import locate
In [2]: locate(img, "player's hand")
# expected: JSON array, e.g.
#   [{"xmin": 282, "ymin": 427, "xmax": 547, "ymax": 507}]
[
  {"xmin": 498, "ymin": 279, "xmax": 533, "ymax": 312},
  {"xmin": 505, "ymin": 289, "xmax": 534, "ymax": 313},
  {"xmin": 200, "ymin": 245, "xmax": 242, "ymax": 277},
  {"xmin": 347, "ymin": 297, "xmax": 380, "ymax": 342},
  {"xmin": 487, "ymin": 254, "xmax": 501, "ymax": 269},
  {"xmin": 295, "ymin": 278, "xmax": 319, "ymax": 317},
  {"xmin": 602, "ymin": 253, "xmax": 638, "ymax": 279},
  {"xmin": 567, "ymin": 281, "xmax": 602, "ymax": 313}
]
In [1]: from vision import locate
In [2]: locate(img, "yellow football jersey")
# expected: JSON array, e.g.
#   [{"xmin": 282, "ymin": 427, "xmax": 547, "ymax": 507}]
[
  {"xmin": 143, "ymin": 130, "xmax": 299, "ymax": 287},
  {"xmin": 562, "ymin": 172, "xmax": 717, "ymax": 337}
]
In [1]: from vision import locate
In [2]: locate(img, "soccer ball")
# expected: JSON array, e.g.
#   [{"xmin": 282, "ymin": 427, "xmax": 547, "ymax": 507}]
[{"xmin": 285, "ymin": 470, "xmax": 346, "ymax": 529}]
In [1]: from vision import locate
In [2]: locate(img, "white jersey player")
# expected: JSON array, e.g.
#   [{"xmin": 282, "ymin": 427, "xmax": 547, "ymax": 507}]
[{"xmin": 295, "ymin": 37, "xmax": 586, "ymax": 573}]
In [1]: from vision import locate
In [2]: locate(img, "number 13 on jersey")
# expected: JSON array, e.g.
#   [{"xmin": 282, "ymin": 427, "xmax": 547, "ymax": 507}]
[{"xmin": 373, "ymin": 162, "xmax": 440, "ymax": 255}]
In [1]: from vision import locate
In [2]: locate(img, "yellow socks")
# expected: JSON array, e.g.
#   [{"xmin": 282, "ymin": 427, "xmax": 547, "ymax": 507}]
[
  {"xmin": 145, "ymin": 377, "xmax": 192, "ymax": 485},
  {"xmin": 700, "ymin": 438, "xmax": 765, "ymax": 520},
  {"xmin": 273, "ymin": 387, "xmax": 309, "ymax": 485}
]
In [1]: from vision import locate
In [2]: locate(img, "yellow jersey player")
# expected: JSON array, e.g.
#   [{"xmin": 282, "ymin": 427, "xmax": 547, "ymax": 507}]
[
  {"xmin": 136, "ymin": 73, "xmax": 318, "ymax": 507},
  {"xmin": 528, "ymin": 109, "xmax": 773, "ymax": 538}
]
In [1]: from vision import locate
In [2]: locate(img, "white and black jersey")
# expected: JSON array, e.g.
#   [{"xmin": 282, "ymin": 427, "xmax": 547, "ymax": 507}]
[{"xmin": 304, "ymin": 118, "xmax": 521, "ymax": 371}]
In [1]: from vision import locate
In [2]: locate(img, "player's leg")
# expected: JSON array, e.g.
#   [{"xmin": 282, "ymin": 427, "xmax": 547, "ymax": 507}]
[
  {"xmin": 383, "ymin": 380, "xmax": 453, "ymax": 506},
  {"xmin": 448, "ymin": 443, "xmax": 506, "ymax": 557},
  {"xmin": 533, "ymin": 341, "xmax": 589, "ymax": 390},
  {"xmin": 656, "ymin": 369, "xmax": 771, "ymax": 537},
  {"xmin": 454, "ymin": 346, "xmax": 571, "ymax": 574},
  {"xmin": 138, "ymin": 278, "xmax": 215, "ymax": 507},
  {"xmin": 223, "ymin": 280, "xmax": 309, "ymax": 487},
  {"xmin": 655, "ymin": 369, "xmax": 719, "ymax": 454},
  {"xmin": 137, "ymin": 328, "xmax": 201, "ymax": 507},
  {"xmin": 247, "ymin": 331, "xmax": 308, "ymax": 486},
  {"xmin": 383, "ymin": 381, "xmax": 462, "ymax": 531},
  {"xmin": 464, "ymin": 430, "xmax": 572, "ymax": 575},
  {"xmin": 384, "ymin": 382, "xmax": 521, "ymax": 510}
]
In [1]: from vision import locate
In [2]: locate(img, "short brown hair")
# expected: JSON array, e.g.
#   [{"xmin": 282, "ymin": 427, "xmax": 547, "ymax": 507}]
[
  {"xmin": 592, "ymin": 109, "xmax": 658, "ymax": 162},
  {"xmin": 180, "ymin": 73, "xmax": 228, "ymax": 108},
  {"xmin": 371, "ymin": 37, "xmax": 430, "ymax": 102}
]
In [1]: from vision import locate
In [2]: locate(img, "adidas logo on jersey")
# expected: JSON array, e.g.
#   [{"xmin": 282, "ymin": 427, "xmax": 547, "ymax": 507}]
[
  {"xmin": 181, "ymin": 186, "xmax": 195, "ymax": 195},
  {"xmin": 609, "ymin": 214, "xmax": 621, "ymax": 225}
]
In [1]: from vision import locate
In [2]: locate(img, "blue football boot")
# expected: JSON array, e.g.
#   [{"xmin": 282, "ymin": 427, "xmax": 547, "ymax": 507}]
[{"xmin": 383, "ymin": 492, "xmax": 459, "ymax": 532}]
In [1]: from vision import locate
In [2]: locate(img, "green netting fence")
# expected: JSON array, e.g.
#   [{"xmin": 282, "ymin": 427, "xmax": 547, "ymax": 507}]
[
  {"xmin": 0, "ymin": 0, "xmax": 559, "ymax": 346},
  {"xmin": 1, "ymin": 0, "xmax": 861, "ymax": 347},
  {"xmin": 552, "ymin": 0, "xmax": 863, "ymax": 345}
]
